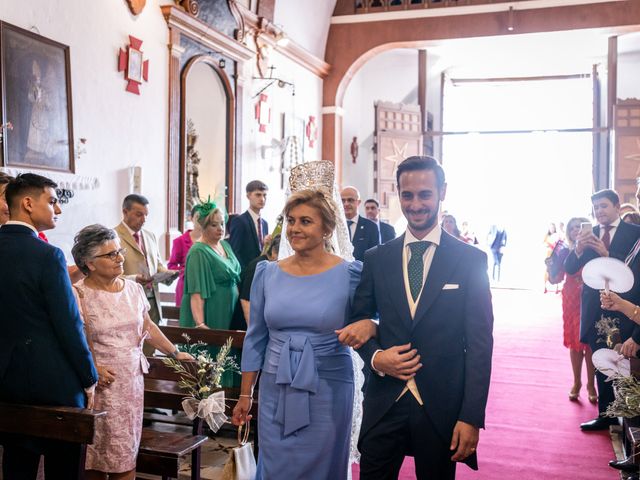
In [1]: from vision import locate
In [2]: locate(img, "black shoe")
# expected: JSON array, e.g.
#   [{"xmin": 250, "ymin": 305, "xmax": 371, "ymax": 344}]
[
  {"xmin": 609, "ymin": 457, "xmax": 639, "ymax": 472},
  {"xmin": 580, "ymin": 417, "xmax": 616, "ymax": 431},
  {"xmin": 626, "ymin": 474, "xmax": 639, "ymax": 480}
]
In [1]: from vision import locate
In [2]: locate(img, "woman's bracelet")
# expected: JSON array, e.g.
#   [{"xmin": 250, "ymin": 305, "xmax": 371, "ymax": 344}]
[
  {"xmin": 239, "ymin": 394, "xmax": 253, "ymax": 399},
  {"xmin": 633, "ymin": 305, "xmax": 639, "ymax": 321}
]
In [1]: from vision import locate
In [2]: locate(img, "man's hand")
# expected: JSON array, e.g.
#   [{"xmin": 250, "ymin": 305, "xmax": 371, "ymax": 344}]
[
  {"xmin": 576, "ymin": 232, "xmax": 608, "ymax": 257},
  {"xmin": 621, "ymin": 337, "xmax": 640, "ymax": 358},
  {"xmin": 450, "ymin": 421, "xmax": 479, "ymax": 462},
  {"xmin": 371, "ymin": 343, "xmax": 422, "ymax": 380},
  {"xmin": 336, "ymin": 320, "xmax": 377, "ymax": 349},
  {"xmin": 84, "ymin": 384, "xmax": 96, "ymax": 410}
]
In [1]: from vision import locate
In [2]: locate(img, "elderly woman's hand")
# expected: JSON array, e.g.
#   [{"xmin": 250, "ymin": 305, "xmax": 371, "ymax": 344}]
[
  {"xmin": 97, "ymin": 365, "xmax": 116, "ymax": 388},
  {"xmin": 175, "ymin": 352, "xmax": 194, "ymax": 361},
  {"xmin": 335, "ymin": 319, "xmax": 377, "ymax": 349}
]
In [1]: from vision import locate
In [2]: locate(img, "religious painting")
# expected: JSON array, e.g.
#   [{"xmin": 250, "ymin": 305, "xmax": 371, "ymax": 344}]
[
  {"xmin": 127, "ymin": 47, "xmax": 143, "ymax": 83},
  {"xmin": 0, "ymin": 22, "xmax": 75, "ymax": 173}
]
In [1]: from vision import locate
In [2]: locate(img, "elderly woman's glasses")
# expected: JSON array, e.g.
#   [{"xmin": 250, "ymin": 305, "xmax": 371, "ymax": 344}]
[{"xmin": 94, "ymin": 248, "xmax": 127, "ymax": 261}]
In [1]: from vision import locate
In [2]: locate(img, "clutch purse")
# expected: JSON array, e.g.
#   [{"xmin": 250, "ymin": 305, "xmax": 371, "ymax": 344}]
[{"xmin": 221, "ymin": 423, "xmax": 257, "ymax": 480}]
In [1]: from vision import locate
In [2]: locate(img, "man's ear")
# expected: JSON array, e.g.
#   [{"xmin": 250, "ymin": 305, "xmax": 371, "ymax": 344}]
[
  {"xmin": 22, "ymin": 196, "xmax": 34, "ymax": 214},
  {"xmin": 439, "ymin": 183, "xmax": 448, "ymax": 202}
]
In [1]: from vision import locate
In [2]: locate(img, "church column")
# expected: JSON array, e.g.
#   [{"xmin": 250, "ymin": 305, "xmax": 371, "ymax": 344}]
[{"xmin": 322, "ymin": 106, "xmax": 344, "ymax": 183}]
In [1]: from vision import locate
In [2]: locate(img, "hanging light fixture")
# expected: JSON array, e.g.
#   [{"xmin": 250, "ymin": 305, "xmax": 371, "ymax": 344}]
[{"xmin": 507, "ymin": 6, "xmax": 515, "ymax": 32}]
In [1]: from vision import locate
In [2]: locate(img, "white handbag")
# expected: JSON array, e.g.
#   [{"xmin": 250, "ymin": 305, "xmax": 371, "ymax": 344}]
[{"xmin": 221, "ymin": 423, "xmax": 257, "ymax": 480}]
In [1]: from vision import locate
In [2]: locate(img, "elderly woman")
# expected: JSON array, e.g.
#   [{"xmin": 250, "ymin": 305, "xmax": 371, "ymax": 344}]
[
  {"xmin": 180, "ymin": 200, "xmax": 241, "ymax": 386},
  {"xmin": 71, "ymin": 224, "xmax": 192, "ymax": 480},
  {"xmin": 232, "ymin": 189, "xmax": 375, "ymax": 479}
]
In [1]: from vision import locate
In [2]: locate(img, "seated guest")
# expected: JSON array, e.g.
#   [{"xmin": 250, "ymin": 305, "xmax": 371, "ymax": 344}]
[
  {"xmin": 228, "ymin": 180, "xmax": 269, "ymax": 269},
  {"xmin": 71, "ymin": 224, "xmax": 192, "ymax": 480},
  {"xmin": 238, "ymin": 234, "xmax": 281, "ymax": 326},
  {"xmin": 168, "ymin": 205, "xmax": 203, "ymax": 306},
  {"xmin": 364, "ymin": 198, "xmax": 396, "ymax": 243},
  {"xmin": 0, "ymin": 173, "xmax": 97, "ymax": 480},
  {"xmin": 180, "ymin": 200, "xmax": 241, "ymax": 386}
]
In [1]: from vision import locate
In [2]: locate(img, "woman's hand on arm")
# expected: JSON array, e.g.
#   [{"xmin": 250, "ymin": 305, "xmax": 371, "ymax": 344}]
[
  {"xmin": 96, "ymin": 365, "xmax": 116, "ymax": 388},
  {"xmin": 231, "ymin": 371, "xmax": 259, "ymax": 426},
  {"xmin": 335, "ymin": 319, "xmax": 377, "ymax": 349}
]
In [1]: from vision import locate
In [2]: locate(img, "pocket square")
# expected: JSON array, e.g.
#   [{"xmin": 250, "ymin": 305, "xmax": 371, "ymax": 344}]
[{"xmin": 442, "ymin": 284, "xmax": 459, "ymax": 290}]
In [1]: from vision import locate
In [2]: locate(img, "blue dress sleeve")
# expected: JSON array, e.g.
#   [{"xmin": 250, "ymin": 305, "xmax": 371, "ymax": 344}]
[
  {"xmin": 241, "ymin": 260, "xmax": 270, "ymax": 372},
  {"xmin": 347, "ymin": 260, "xmax": 363, "ymax": 305}
]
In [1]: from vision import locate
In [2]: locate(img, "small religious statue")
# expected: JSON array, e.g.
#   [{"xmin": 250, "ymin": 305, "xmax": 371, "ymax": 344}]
[
  {"xmin": 350, "ymin": 136, "xmax": 358, "ymax": 164},
  {"xmin": 185, "ymin": 119, "xmax": 202, "ymax": 212}
]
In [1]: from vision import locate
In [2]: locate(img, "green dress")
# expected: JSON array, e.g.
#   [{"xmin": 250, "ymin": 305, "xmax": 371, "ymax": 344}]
[{"xmin": 180, "ymin": 241, "xmax": 241, "ymax": 386}]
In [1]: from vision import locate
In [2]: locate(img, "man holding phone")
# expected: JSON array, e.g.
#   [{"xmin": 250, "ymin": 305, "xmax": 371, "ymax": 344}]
[{"xmin": 565, "ymin": 189, "xmax": 640, "ymax": 431}]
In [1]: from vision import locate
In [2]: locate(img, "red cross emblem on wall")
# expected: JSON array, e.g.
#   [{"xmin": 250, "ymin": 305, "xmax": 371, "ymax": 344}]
[{"xmin": 118, "ymin": 35, "xmax": 149, "ymax": 95}]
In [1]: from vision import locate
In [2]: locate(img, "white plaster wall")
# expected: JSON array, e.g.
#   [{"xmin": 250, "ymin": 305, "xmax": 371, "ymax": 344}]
[
  {"xmin": 341, "ymin": 49, "xmax": 420, "ymax": 200},
  {"xmin": 0, "ymin": 0, "xmax": 171, "ymax": 259},
  {"xmin": 185, "ymin": 62, "xmax": 227, "ymax": 206},
  {"xmin": 273, "ymin": 0, "xmax": 336, "ymax": 58},
  {"xmin": 238, "ymin": 50, "xmax": 323, "ymax": 226}
]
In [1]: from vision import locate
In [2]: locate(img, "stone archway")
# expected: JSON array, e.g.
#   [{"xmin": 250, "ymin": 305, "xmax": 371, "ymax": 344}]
[{"xmin": 322, "ymin": 0, "xmax": 640, "ymax": 181}]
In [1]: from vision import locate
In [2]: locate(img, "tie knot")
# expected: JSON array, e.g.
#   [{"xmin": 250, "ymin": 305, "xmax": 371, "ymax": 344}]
[
  {"xmin": 347, "ymin": 220, "xmax": 354, "ymax": 227},
  {"xmin": 603, "ymin": 225, "xmax": 613, "ymax": 232},
  {"xmin": 409, "ymin": 241, "xmax": 430, "ymax": 256},
  {"xmin": 133, "ymin": 232, "xmax": 140, "ymax": 240}
]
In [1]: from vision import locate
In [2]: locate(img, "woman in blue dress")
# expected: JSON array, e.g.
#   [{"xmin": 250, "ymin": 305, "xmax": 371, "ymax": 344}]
[{"xmin": 232, "ymin": 187, "xmax": 376, "ymax": 479}]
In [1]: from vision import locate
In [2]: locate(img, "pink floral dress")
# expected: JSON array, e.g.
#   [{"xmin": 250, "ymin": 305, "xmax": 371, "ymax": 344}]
[{"xmin": 73, "ymin": 278, "xmax": 150, "ymax": 473}]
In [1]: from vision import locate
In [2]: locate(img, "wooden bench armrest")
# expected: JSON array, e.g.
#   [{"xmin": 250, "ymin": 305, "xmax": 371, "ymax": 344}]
[{"xmin": 0, "ymin": 402, "xmax": 106, "ymax": 444}]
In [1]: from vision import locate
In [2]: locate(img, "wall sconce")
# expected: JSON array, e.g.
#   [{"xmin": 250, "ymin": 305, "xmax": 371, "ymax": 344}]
[
  {"xmin": 219, "ymin": 58, "xmax": 226, "ymax": 69},
  {"xmin": 507, "ymin": 6, "xmax": 515, "ymax": 32},
  {"xmin": 75, "ymin": 137, "xmax": 87, "ymax": 160}
]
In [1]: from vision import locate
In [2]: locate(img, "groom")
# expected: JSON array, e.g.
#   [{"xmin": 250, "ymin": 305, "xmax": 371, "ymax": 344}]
[{"xmin": 349, "ymin": 156, "xmax": 494, "ymax": 479}]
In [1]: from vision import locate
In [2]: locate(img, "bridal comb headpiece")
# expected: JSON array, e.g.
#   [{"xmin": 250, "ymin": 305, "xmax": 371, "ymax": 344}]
[{"xmin": 288, "ymin": 161, "xmax": 335, "ymax": 197}]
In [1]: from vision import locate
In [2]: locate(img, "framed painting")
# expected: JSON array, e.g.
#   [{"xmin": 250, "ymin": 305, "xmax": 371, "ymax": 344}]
[{"xmin": 0, "ymin": 22, "xmax": 75, "ymax": 173}]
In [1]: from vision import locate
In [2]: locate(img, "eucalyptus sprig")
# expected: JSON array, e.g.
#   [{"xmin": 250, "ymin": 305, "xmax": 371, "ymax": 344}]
[
  {"xmin": 162, "ymin": 335, "xmax": 238, "ymax": 400},
  {"xmin": 604, "ymin": 374, "xmax": 640, "ymax": 418}
]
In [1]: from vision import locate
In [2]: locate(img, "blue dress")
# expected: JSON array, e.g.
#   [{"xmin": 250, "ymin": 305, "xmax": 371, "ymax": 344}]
[{"xmin": 242, "ymin": 260, "xmax": 362, "ymax": 480}]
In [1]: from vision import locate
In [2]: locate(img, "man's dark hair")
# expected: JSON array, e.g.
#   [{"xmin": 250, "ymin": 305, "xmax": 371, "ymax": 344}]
[
  {"xmin": 5, "ymin": 173, "xmax": 57, "ymax": 211},
  {"xmin": 591, "ymin": 189, "xmax": 620, "ymax": 207},
  {"xmin": 364, "ymin": 198, "xmax": 379, "ymax": 208},
  {"xmin": 123, "ymin": 194, "xmax": 149, "ymax": 210},
  {"xmin": 396, "ymin": 156, "xmax": 445, "ymax": 191},
  {"xmin": 246, "ymin": 180, "xmax": 268, "ymax": 193}
]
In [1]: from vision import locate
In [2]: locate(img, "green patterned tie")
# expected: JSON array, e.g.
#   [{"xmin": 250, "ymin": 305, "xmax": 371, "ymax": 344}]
[{"xmin": 408, "ymin": 241, "xmax": 430, "ymax": 302}]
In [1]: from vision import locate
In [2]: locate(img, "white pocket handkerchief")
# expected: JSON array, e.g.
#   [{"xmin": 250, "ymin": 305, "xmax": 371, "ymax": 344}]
[{"xmin": 442, "ymin": 283, "xmax": 459, "ymax": 290}]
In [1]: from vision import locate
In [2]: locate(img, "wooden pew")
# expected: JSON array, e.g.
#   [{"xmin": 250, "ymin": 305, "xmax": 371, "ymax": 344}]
[
  {"xmin": 0, "ymin": 402, "xmax": 106, "ymax": 479},
  {"xmin": 155, "ymin": 326, "xmax": 258, "ymax": 450},
  {"xmin": 138, "ymin": 357, "xmax": 209, "ymax": 480},
  {"xmin": 622, "ymin": 357, "xmax": 640, "ymax": 468}
]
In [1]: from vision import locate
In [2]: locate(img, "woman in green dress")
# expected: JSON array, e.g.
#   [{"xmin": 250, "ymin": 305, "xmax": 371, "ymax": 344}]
[{"xmin": 180, "ymin": 201, "xmax": 241, "ymax": 386}]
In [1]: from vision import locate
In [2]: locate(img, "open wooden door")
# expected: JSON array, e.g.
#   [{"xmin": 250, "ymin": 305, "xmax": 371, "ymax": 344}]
[{"xmin": 374, "ymin": 101, "xmax": 422, "ymax": 223}]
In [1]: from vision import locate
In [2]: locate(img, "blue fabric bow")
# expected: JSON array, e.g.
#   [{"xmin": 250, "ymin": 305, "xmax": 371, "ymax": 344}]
[{"xmin": 274, "ymin": 334, "xmax": 318, "ymax": 436}]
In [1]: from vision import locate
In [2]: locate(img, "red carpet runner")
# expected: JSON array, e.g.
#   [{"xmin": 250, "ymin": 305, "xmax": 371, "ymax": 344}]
[{"xmin": 352, "ymin": 289, "xmax": 617, "ymax": 479}]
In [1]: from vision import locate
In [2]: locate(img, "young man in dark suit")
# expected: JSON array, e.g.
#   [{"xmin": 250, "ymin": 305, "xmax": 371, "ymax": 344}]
[
  {"xmin": 565, "ymin": 189, "xmax": 640, "ymax": 431},
  {"xmin": 341, "ymin": 186, "xmax": 379, "ymax": 261},
  {"xmin": 228, "ymin": 180, "xmax": 269, "ymax": 269},
  {"xmin": 0, "ymin": 174, "xmax": 98, "ymax": 479},
  {"xmin": 365, "ymin": 198, "xmax": 396, "ymax": 243},
  {"xmin": 347, "ymin": 156, "xmax": 494, "ymax": 479}
]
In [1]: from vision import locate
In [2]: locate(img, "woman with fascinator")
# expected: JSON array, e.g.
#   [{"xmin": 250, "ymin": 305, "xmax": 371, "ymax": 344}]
[
  {"xmin": 179, "ymin": 199, "xmax": 241, "ymax": 387},
  {"xmin": 232, "ymin": 162, "xmax": 377, "ymax": 479}
]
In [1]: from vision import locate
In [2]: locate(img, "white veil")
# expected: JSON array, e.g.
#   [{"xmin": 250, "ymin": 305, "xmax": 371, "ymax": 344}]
[{"xmin": 278, "ymin": 161, "xmax": 364, "ymax": 469}]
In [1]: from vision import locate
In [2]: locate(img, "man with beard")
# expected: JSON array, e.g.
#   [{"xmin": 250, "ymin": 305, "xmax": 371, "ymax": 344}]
[{"xmin": 349, "ymin": 156, "xmax": 494, "ymax": 479}]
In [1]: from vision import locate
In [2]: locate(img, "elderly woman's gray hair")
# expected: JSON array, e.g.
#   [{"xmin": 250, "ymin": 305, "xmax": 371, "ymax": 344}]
[{"xmin": 72, "ymin": 224, "xmax": 118, "ymax": 275}]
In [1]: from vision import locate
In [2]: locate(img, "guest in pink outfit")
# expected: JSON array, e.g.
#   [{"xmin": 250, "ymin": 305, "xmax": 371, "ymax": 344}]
[
  {"xmin": 168, "ymin": 206, "xmax": 202, "ymax": 306},
  {"xmin": 71, "ymin": 224, "xmax": 192, "ymax": 480}
]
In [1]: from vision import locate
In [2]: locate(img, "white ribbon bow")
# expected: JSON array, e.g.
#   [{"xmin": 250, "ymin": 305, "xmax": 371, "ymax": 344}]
[{"xmin": 182, "ymin": 391, "xmax": 227, "ymax": 432}]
